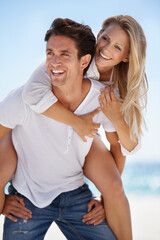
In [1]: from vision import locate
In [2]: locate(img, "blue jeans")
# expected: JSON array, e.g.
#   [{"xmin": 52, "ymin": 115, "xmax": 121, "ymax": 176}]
[{"xmin": 3, "ymin": 184, "xmax": 116, "ymax": 240}]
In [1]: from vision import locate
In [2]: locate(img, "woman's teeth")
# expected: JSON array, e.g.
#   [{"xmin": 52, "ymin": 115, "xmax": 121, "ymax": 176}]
[{"xmin": 100, "ymin": 52, "xmax": 111, "ymax": 60}]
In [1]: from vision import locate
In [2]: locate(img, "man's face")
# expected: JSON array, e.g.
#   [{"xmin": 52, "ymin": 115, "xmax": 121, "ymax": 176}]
[{"xmin": 46, "ymin": 35, "xmax": 82, "ymax": 88}]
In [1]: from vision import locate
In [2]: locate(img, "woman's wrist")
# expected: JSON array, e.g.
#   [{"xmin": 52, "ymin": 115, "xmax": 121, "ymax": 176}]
[{"xmin": 112, "ymin": 116, "xmax": 126, "ymax": 130}]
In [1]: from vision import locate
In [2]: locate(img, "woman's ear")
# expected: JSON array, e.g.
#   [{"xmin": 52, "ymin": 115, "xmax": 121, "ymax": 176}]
[
  {"xmin": 81, "ymin": 54, "xmax": 91, "ymax": 71},
  {"xmin": 122, "ymin": 55, "xmax": 129, "ymax": 63}
]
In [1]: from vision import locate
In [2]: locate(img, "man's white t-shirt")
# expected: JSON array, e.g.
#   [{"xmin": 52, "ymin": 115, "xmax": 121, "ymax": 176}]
[
  {"xmin": 0, "ymin": 80, "xmax": 115, "ymax": 208},
  {"xmin": 22, "ymin": 61, "xmax": 140, "ymax": 156}
]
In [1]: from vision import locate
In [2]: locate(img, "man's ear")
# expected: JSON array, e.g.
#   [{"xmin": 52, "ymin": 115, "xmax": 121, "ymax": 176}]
[{"xmin": 81, "ymin": 54, "xmax": 91, "ymax": 71}]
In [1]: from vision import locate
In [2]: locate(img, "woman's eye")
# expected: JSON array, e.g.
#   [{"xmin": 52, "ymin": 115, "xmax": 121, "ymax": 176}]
[
  {"xmin": 102, "ymin": 36, "xmax": 108, "ymax": 41},
  {"xmin": 115, "ymin": 45, "xmax": 121, "ymax": 51}
]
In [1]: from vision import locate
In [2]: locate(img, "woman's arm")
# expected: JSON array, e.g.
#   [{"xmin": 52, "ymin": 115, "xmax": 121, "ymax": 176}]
[
  {"xmin": 23, "ymin": 62, "xmax": 100, "ymax": 141},
  {"xmin": 99, "ymin": 86, "xmax": 138, "ymax": 153},
  {"xmin": 105, "ymin": 131, "xmax": 126, "ymax": 175},
  {"xmin": 44, "ymin": 102, "xmax": 100, "ymax": 142}
]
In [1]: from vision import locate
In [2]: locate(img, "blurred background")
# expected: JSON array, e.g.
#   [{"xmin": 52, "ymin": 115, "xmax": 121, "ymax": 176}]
[{"xmin": 0, "ymin": 0, "xmax": 160, "ymax": 239}]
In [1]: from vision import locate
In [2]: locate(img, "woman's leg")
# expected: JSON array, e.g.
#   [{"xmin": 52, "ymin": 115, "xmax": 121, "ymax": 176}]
[
  {"xmin": 0, "ymin": 132, "xmax": 17, "ymax": 214},
  {"xmin": 83, "ymin": 135, "xmax": 132, "ymax": 240}
]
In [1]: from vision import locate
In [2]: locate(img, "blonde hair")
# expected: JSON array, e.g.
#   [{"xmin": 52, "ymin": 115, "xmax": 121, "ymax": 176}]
[{"xmin": 102, "ymin": 15, "xmax": 148, "ymax": 140}]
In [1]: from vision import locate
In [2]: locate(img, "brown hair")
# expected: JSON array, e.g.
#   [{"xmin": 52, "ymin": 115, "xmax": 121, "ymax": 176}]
[{"xmin": 45, "ymin": 18, "xmax": 96, "ymax": 74}]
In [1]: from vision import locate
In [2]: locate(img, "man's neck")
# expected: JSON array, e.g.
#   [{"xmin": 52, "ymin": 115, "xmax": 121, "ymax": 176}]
[{"xmin": 52, "ymin": 79, "xmax": 91, "ymax": 112}]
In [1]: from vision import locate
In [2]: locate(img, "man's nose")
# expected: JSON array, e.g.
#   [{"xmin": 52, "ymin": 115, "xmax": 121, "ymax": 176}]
[{"xmin": 51, "ymin": 56, "xmax": 62, "ymax": 66}]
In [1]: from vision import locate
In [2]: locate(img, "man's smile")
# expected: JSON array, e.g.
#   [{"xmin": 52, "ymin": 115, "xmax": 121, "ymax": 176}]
[{"xmin": 51, "ymin": 70, "xmax": 65, "ymax": 75}]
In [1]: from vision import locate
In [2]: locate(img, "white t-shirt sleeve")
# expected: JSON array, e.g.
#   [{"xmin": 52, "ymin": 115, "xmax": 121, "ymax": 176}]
[
  {"xmin": 98, "ymin": 111, "xmax": 141, "ymax": 156},
  {"xmin": 119, "ymin": 138, "xmax": 141, "ymax": 156},
  {"xmin": 22, "ymin": 62, "xmax": 58, "ymax": 113},
  {"xmin": 95, "ymin": 111, "xmax": 116, "ymax": 132},
  {"xmin": 0, "ymin": 86, "xmax": 27, "ymax": 128},
  {"xmin": 102, "ymin": 119, "xmax": 116, "ymax": 132}
]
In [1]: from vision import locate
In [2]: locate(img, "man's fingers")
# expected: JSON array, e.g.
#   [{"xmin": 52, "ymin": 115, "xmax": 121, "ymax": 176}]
[
  {"xmin": 4, "ymin": 206, "xmax": 32, "ymax": 219},
  {"xmin": 5, "ymin": 213, "xmax": 18, "ymax": 222},
  {"xmin": 9, "ymin": 201, "xmax": 32, "ymax": 215},
  {"xmin": 15, "ymin": 195, "xmax": 25, "ymax": 206},
  {"xmin": 93, "ymin": 218, "xmax": 105, "ymax": 226},
  {"xmin": 83, "ymin": 204, "xmax": 105, "ymax": 221},
  {"xmin": 83, "ymin": 198, "xmax": 105, "ymax": 225},
  {"xmin": 3, "ymin": 195, "xmax": 32, "ymax": 220},
  {"xmin": 83, "ymin": 208, "xmax": 103, "ymax": 221},
  {"xmin": 86, "ymin": 216, "xmax": 105, "ymax": 225},
  {"xmin": 10, "ymin": 209, "xmax": 31, "ymax": 219},
  {"xmin": 83, "ymin": 210, "xmax": 105, "ymax": 225},
  {"xmin": 87, "ymin": 199, "xmax": 96, "ymax": 212}
]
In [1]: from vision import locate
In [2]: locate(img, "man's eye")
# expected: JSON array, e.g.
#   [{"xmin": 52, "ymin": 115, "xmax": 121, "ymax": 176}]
[
  {"xmin": 62, "ymin": 53, "xmax": 69, "ymax": 56},
  {"xmin": 47, "ymin": 52, "xmax": 52, "ymax": 55}
]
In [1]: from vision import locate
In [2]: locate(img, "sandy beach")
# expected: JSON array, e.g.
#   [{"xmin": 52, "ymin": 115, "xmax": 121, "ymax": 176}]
[
  {"xmin": 0, "ymin": 195, "xmax": 160, "ymax": 240},
  {"xmin": 129, "ymin": 195, "xmax": 160, "ymax": 240}
]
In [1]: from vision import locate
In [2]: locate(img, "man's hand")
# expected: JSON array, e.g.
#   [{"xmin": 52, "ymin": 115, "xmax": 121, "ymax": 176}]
[
  {"xmin": 2, "ymin": 195, "xmax": 32, "ymax": 222},
  {"xmin": 82, "ymin": 198, "xmax": 105, "ymax": 225}
]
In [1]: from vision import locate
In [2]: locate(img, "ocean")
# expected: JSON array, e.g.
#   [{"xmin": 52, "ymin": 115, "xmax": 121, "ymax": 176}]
[
  {"xmin": 86, "ymin": 161, "xmax": 160, "ymax": 197},
  {"xmin": 5, "ymin": 162, "xmax": 160, "ymax": 196}
]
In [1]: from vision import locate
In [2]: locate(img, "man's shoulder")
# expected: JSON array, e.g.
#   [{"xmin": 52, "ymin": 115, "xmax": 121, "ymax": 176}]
[
  {"xmin": 0, "ymin": 85, "xmax": 28, "ymax": 113},
  {"xmin": 0, "ymin": 85, "xmax": 28, "ymax": 128}
]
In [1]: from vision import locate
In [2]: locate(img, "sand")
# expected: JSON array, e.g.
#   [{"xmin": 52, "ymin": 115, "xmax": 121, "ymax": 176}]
[
  {"xmin": 0, "ymin": 195, "xmax": 160, "ymax": 240},
  {"xmin": 129, "ymin": 195, "xmax": 160, "ymax": 240}
]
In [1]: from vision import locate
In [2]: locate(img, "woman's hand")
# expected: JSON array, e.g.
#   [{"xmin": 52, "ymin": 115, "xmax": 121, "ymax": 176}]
[
  {"xmin": 73, "ymin": 108, "xmax": 101, "ymax": 142},
  {"xmin": 99, "ymin": 86, "xmax": 123, "ymax": 126},
  {"xmin": 2, "ymin": 195, "xmax": 32, "ymax": 222}
]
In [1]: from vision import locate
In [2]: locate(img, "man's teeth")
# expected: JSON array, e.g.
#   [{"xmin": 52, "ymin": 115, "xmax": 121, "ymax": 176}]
[
  {"xmin": 52, "ymin": 70, "xmax": 64, "ymax": 74},
  {"xmin": 100, "ymin": 52, "xmax": 111, "ymax": 60}
]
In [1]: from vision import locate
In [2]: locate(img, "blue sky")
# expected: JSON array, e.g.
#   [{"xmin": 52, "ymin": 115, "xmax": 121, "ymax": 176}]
[{"xmin": 0, "ymin": 0, "xmax": 160, "ymax": 162}]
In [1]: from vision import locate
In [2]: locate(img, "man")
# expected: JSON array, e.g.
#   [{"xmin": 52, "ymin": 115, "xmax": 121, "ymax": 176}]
[{"xmin": 0, "ymin": 18, "xmax": 117, "ymax": 239}]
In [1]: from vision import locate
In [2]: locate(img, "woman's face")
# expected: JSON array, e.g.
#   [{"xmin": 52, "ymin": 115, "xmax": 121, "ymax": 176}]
[{"xmin": 95, "ymin": 23, "xmax": 130, "ymax": 73}]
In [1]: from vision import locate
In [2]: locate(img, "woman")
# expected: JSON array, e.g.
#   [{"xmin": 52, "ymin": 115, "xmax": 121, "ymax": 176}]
[{"xmin": 0, "ymin": 15, "xmax": 148, "ymax": 240}]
